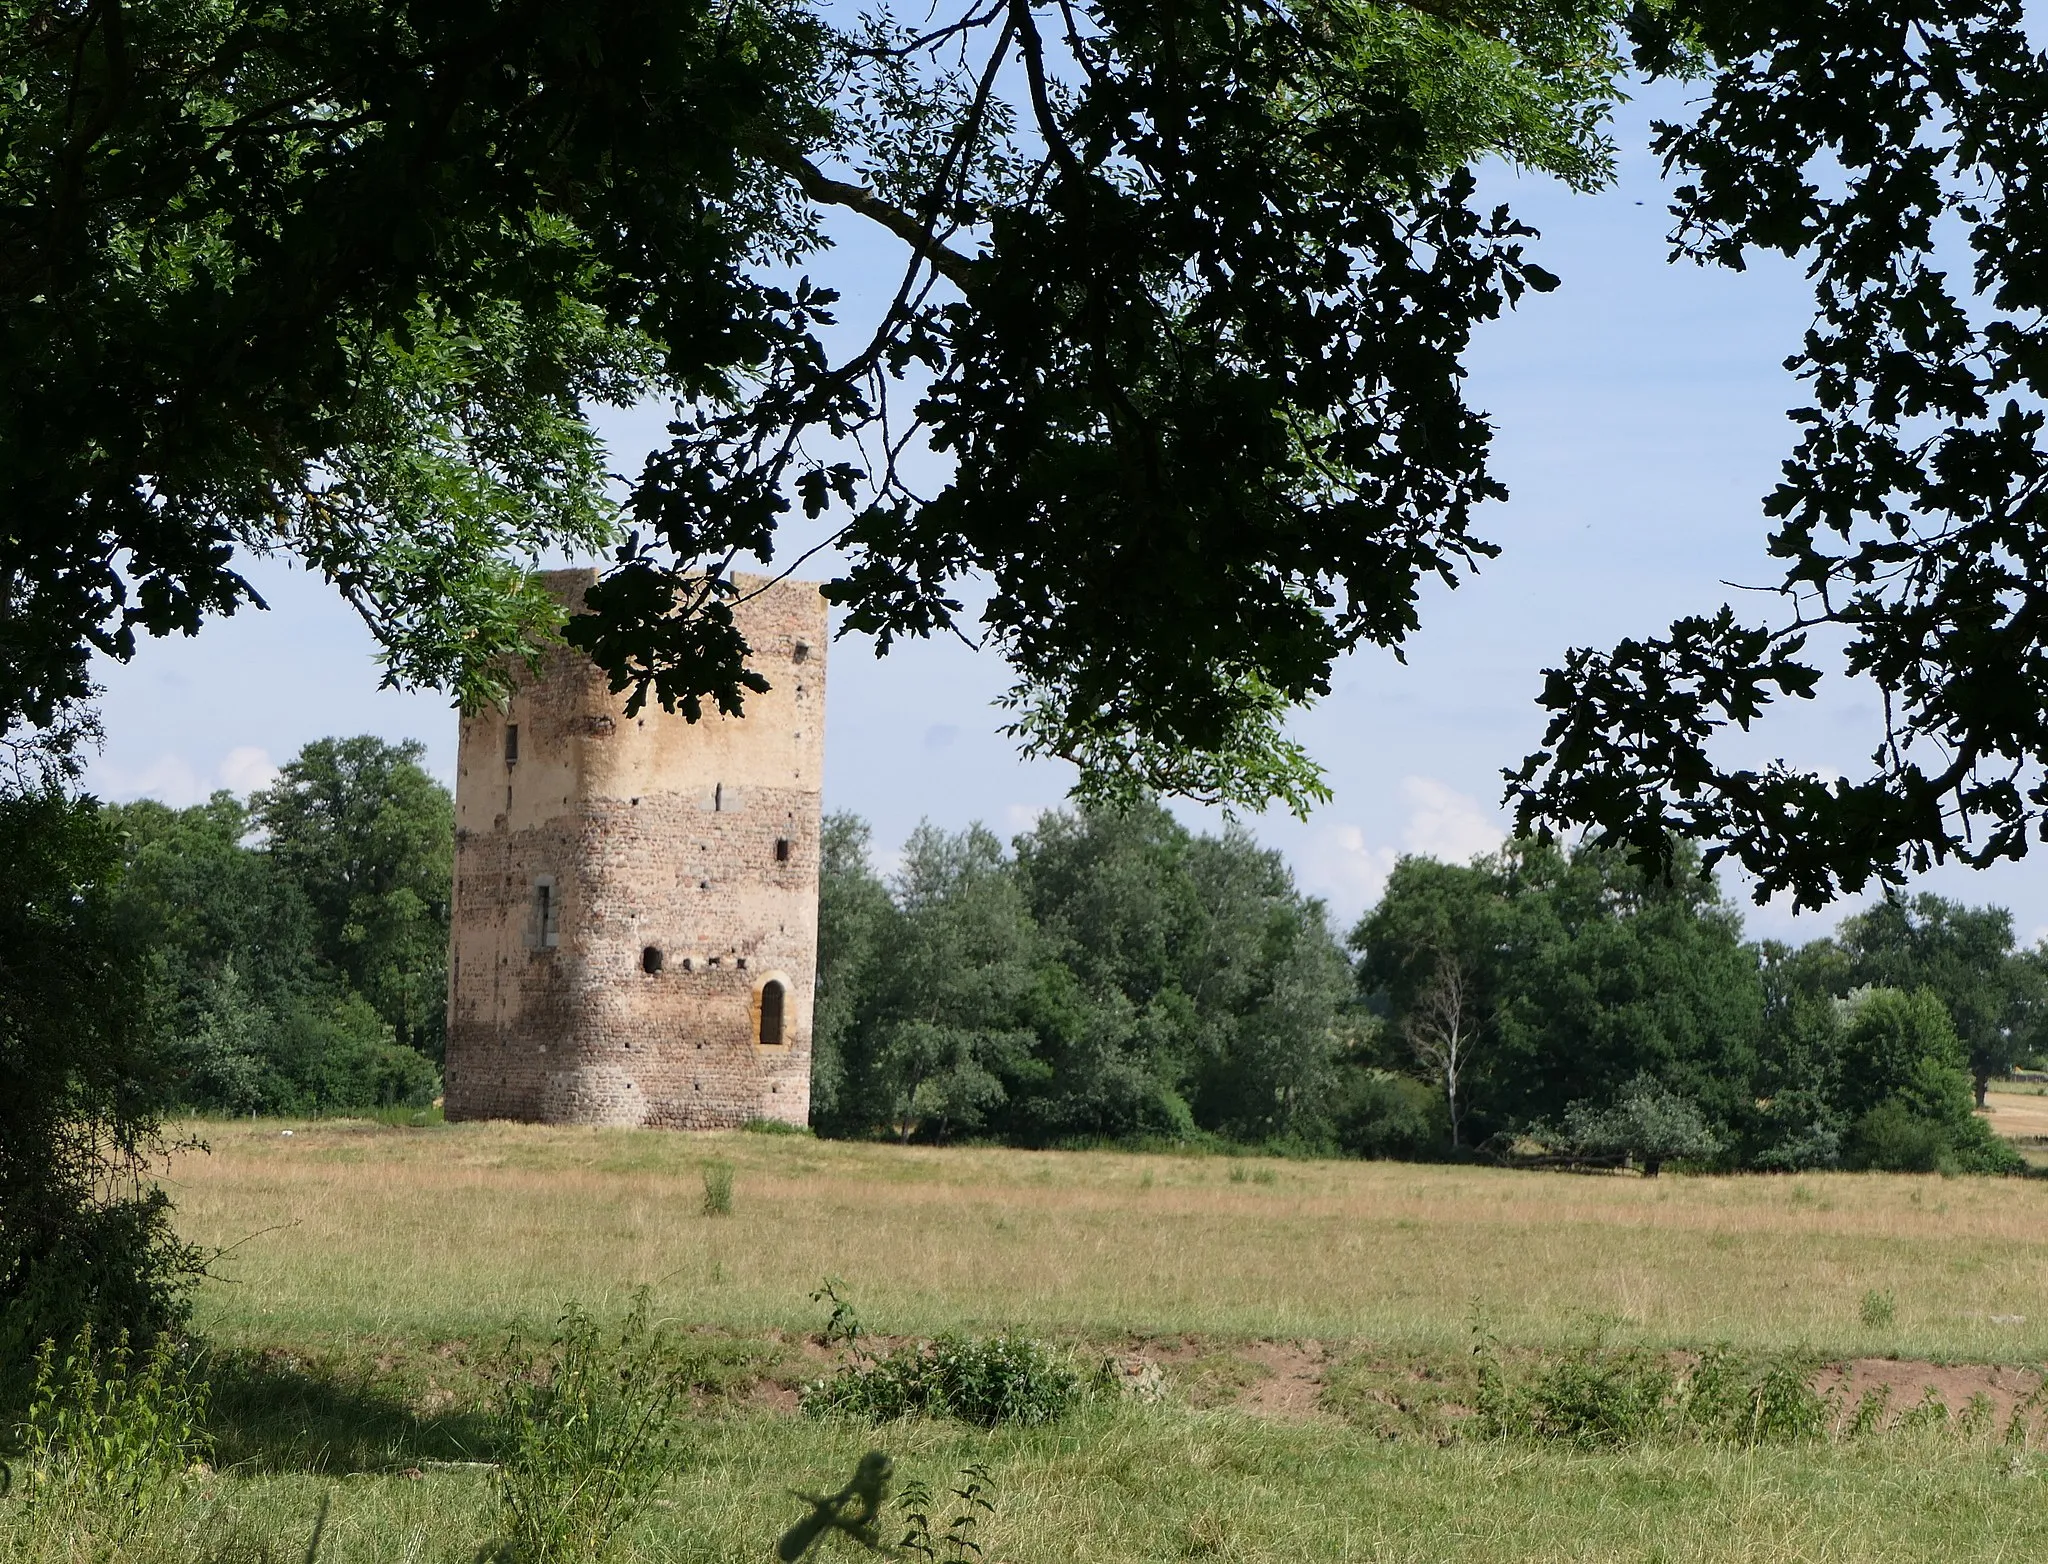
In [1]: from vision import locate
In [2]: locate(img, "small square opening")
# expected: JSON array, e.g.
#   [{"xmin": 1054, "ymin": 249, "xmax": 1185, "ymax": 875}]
[{"xmin": 642, "ymin": 946, "xmax": 664, "ymax": 975}]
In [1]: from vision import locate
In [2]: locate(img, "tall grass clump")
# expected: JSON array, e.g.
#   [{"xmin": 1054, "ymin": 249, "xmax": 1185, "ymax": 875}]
[
  {"xmin": 8, "ymin": 1325, "xmax": 210, "ymax": 1541},
  {"xmin": 487, "ymin": 1295, "xmax": 687, "ymax": 1563},
  {"xmin": 700, "ymin": 1160, "xmax": 735, "ymax": 1217}
]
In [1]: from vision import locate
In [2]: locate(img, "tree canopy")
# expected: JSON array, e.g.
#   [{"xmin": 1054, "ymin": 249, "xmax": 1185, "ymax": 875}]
[
  {"xmin": 106, "ymin": 736, "xmax": 448, "ymax": 1116},
  {"xmin": 1513, "ymin": 0, "xmax": 2048, "ymax": 904},
  {"xmin": 1, "ymin": 0, "xmax": 1618, "ymax": 814},
  {"xmin": 7, "ymin": 0, "xmax": 2047, "ymax": 900}
]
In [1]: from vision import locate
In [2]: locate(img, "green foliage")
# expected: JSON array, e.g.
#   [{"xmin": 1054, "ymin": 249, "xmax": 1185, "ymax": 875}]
[
  {"xmin": 252, "ymin": 737, "xmax": 454, "ymax": 1062},
  {"xmin": 1, "ymin": 0, "xmax": 1633, "ymax": 822},
  {"xmin": 809, "ymin": 1278, "xmax": 866, "ymax": 1356},
  {"xmin": 801, "ymin": 1335, "xmax": 1087, "ymax": 1427},
  {"xmin": 0, "ymin": 788, "xmax": 203, "ymax": 1399},
  {"xmin": 1513, "ymin": 0, "xmax": 2048, "ymax": 907},
  {"xmin": 1331, "ymin": 1071, "xmax": 1449, "ymax": 1160},
  {"xmin": 107, "ymin": 736, "xmax": 450, "ymax": 1117},
  {"xmin": 1348, "ymin": 839, "xmax": 2032, "ymax": 1175},
  {"xmin": 488, "ymin": 1298, "xmax": 688, "ymax": 1564},
  {"xmin": 1859, "ymin": 1290, "xmax": 1896, "ymax": 1329},
  {"xmin": 815, "ymin": 802, "xmax": 1353, "ymax": 1150},
  {"xmin": 1476, "ymin": 1334, "xmax": 1828, "ymax": 1448},
  {"xmin": 700, "ymin": 1162, "xmax": 735, "ymax": 1218},
  {"xmin": 1352, "ymin": 836, "xmax": 1761, "ymax": 1146},
  {"xmin": 895, "ymin": 1464, "xmax": 997, "ymax": 1564},
  {"xmin": 1836, "ymin": 897, "xmax": 2045, "ymax": 1103},
  {"xmin": 13, "ymin": 1327, "xmax": 210, "ymax": 1530},
  {"xmin": 1553, "ymin": 1075, "xmax": 1722, "ymax": 1176}
]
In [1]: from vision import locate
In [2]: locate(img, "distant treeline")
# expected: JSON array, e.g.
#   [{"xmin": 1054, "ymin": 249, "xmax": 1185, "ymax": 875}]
[
  {"xmin": 108, "ymin": 737, "xmax": 449, "ymax": 1116},
  {"xmin": 95, "ymin": 740, "xmax": 2048, "ymax": 1172},
  {"xmin": 821, "ymin": 808, "xmax": 2046, "ymax": 1173}
]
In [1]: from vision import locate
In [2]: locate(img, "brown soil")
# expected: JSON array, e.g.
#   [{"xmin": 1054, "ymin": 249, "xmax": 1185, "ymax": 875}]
[{"xmin": 1813, "ymin": 1358, "xmax": 2043, "ymax": 1428}]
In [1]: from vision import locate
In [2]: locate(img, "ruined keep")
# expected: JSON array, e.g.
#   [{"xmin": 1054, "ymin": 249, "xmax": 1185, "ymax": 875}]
[{"xmin": 443, "ymin": 569, "xmax": 825, "ymax": 1129}]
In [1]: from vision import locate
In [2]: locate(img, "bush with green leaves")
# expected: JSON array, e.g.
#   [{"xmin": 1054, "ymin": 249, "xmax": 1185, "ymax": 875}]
[
  {"xmin": 1476, "ymin": 1333, "xmax": 1828, "ymax": 1448},
  {"xmin": 488, "ymin": 1297, "xmax": 688, "ymax": 1564},
  {"xmin": 1331, "ymin": 1070, "xmax": 1448, "ymax": 1160},
  {"xmin": 802, "ymin": 1334, "xmax": 1087, "ymax": 1427},
  {"xmin": 1551, "ymin": 1075, "xmax": 1722, "ymax": 1176},
  {"xmin": 1, "ymin": 788, "xmax": 203, "ymax": 1398}
]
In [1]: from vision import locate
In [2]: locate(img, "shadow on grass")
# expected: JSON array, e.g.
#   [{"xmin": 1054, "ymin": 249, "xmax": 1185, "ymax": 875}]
[{"xmin": 202, "ymin": 1346, "xmax": 500, "ymax": 1476}]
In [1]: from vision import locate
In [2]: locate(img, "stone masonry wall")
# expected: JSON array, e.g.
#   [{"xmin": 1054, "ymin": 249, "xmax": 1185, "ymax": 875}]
[{"xmin": 443, "ymin": 571, "xmax": 826, "ymax": 1128}]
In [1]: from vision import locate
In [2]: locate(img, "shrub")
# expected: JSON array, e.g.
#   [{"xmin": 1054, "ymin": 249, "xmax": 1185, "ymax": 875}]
[
  {"xmin": 488, "ymin": 1297, "xmax": 687, "ymax": 1564},
  {"xmin": 1, "ymin": 789, "xmax": 204, "ymax": 1403},
  {"xmin": 1558, "ymin": 1075, "xmax": 1721, "ymax": 1175},
  {"xmin": 1477, "ymin": 1334, "xmax": 1827, "ymax": 1447},
  {"xmin": 802, "ymin": 1334, "xmax": 1086, "ymax": 1426},
  {"xmin": 1331, "ymin": 1071, "xmax": 1446, "ymax": 1160},
  {"xmin": 1847, "ymin": 1101, "xmax": 1949, "ymax": 1172},
  {"xmin": 271, "ymin": 994, "xmax": 439, "ymax": 1114}
]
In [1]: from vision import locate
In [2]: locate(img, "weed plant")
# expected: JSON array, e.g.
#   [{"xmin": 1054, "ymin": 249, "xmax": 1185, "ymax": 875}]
[
  {"xmin": 803, "ymin": 1335, "xmax": 1087, "ymax": 1426},
  {"xmin": 7, "ymin": 1326, "xmax": 210, "ymax": 1550},
  {"xmin": 896, "ymin": 1463, "xmax": 997, "ymax": 1564},
  {"xmin": 487, "ymin": 1295, "xmax": 688, "ymax": 1563}
]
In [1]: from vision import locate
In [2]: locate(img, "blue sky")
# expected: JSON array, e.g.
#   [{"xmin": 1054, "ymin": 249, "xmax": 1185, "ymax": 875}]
[{"xmin": 82, "ymin": 82, "xmax": 2048, "ymax": 948}]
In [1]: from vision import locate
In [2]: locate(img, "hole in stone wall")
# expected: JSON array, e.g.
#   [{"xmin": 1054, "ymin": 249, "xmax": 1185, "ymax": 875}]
[
  {"xmin": 504, "ymin": 724, "xmax": 519, "ymax": 764},
  {"xmin": 775, "ymin": 837, "xmax": 791, "ymax": 862},
  {"xmin": 642, "ymin": 946, "xmax": 663, "ymax": 974},
  {"xmin": 793, "ymin": 642, "xmax": 810, "ymax": 662},
  {"xmin": 759, "ymin": 980, "xmax": 786, "ymax": 1047}
]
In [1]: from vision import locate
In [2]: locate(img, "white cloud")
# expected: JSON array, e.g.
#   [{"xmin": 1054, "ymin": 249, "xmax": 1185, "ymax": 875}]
[
  {"xmin": 1294, "ymin": 777, "xmax": 1507, "ymax": 923},
  {"xmin": 1298, "ymin": 822, "xmax": 1401, "ymax": 913},
  {"xmin": 218, "ymin": 746, "xmax": 279, "ymax": 795},
  {"xmin": 1397, "ymin": 776, "xmax": 1505, "ymax": 863},
  {"xmin": 87, "ymin": 753, "xmax": 208, "ymax": 808},
  {"xmin": 87, "ymin": 745, "xmax": 280, "ymax": 807}
]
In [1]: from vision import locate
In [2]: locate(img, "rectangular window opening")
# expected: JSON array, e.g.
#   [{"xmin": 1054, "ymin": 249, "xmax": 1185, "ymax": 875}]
[{"xmin": 505, "ymin": 724, "xmax": 520, "ymax": 764}]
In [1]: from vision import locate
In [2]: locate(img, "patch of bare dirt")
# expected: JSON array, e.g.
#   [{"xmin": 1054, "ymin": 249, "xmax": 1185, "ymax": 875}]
[
  {"xmin": 1236, "ymin": 1340, "xmax": 1338, "ymax": 1422},
  {"xmin": 1814, "ymin": 1358, "xmax": 2044, "ymax": 1428}
]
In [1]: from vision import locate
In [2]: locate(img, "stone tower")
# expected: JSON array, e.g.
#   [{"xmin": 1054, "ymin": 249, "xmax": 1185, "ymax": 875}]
[{"xmin": 443, "ymin": 569, "xmax": 826, "ymax": 1129}]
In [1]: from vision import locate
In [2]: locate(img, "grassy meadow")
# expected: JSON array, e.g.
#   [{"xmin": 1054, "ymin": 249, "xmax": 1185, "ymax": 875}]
[
  {"xmin": 15, "ymin": 1118, "xmax": 2048, "ymax": 1563},
  {"xmin": 176, "ymin": 1117, "xmax": 2048, "ymax": 1360}
]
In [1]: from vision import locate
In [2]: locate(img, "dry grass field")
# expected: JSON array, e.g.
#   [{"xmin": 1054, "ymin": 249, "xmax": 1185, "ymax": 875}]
[
  {"xmin": 13, "ymin": 1120, "xmax": 2048, "ymax": 1564},
  {"xmin": 174, "ymin": 1117, "xmax": 2048, "ymax": 1362}
]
